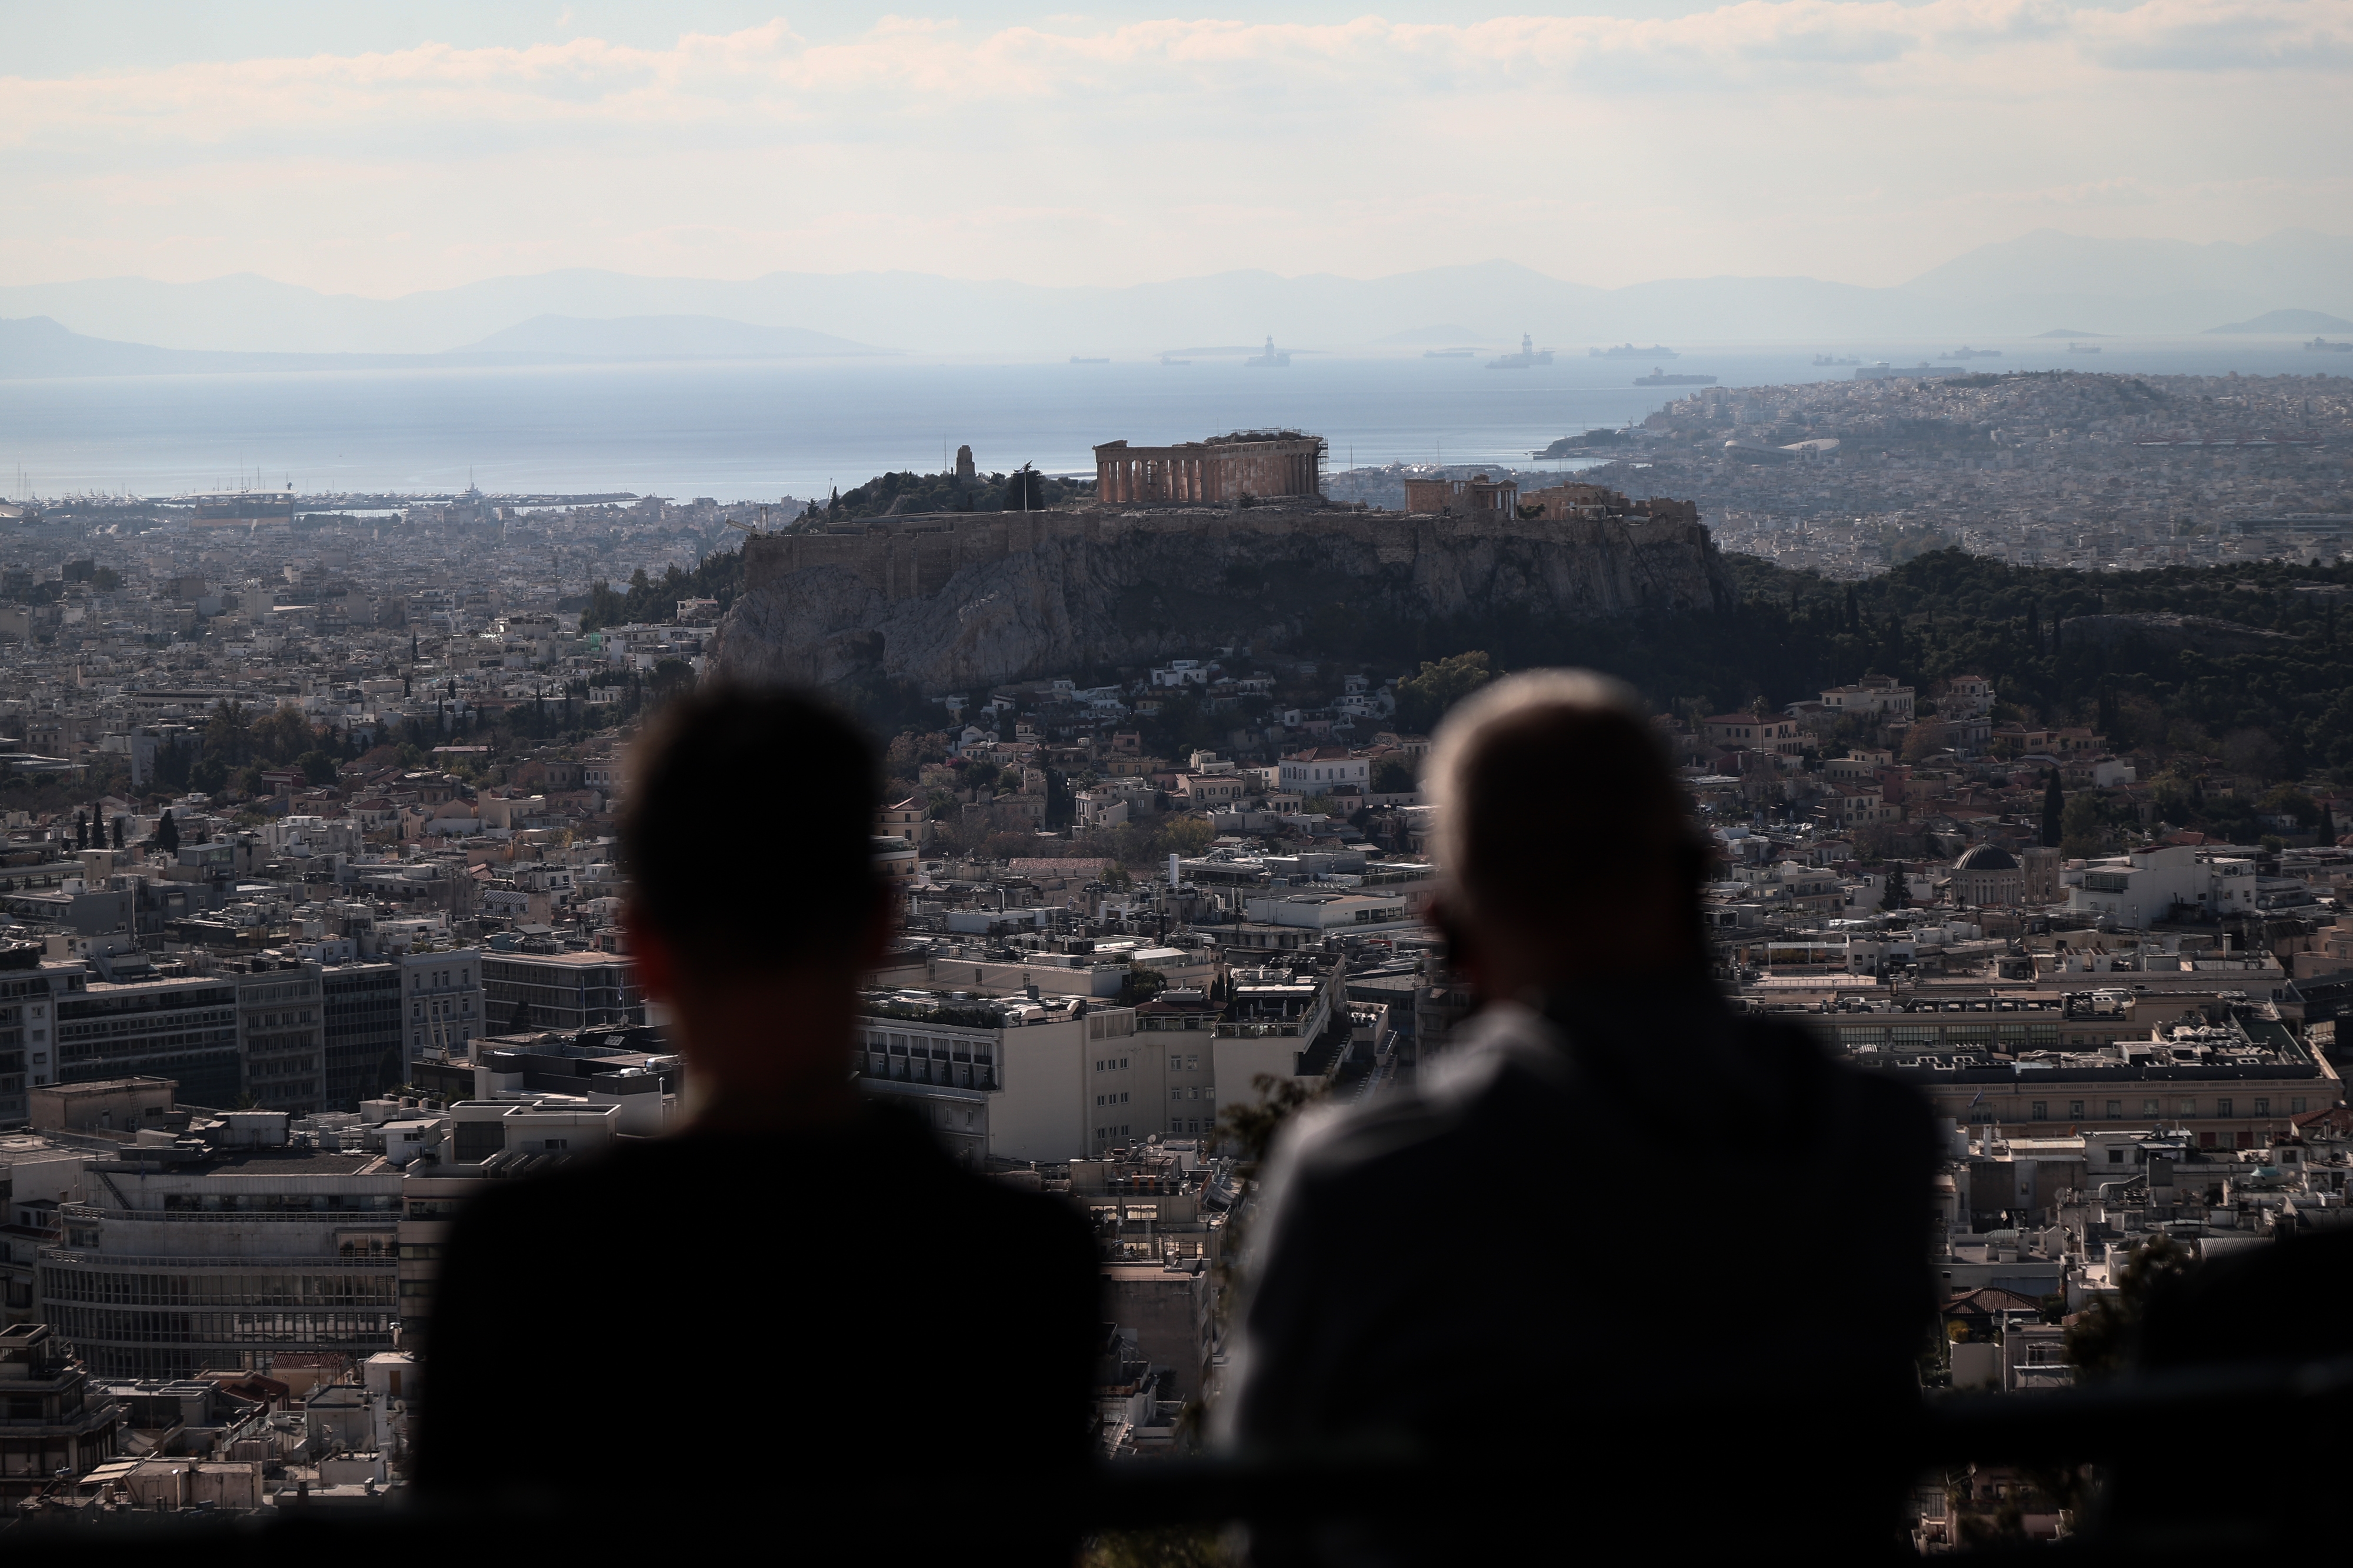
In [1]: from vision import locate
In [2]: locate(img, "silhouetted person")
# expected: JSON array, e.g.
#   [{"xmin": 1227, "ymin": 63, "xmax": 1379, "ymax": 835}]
[
  {"xmin": 1227, "ymin": 670, "xmax": 1937, "ymax": 1559},
  {"xmin": 418, "ymin": 688, "xmax": 1096, "ymax": 1541},
  {"xmin": 2103, "ymin": 1210, "xmax": 2353, "ymax": 1544}
]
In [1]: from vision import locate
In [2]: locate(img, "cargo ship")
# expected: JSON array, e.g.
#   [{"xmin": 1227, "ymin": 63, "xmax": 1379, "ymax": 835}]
[
  {"xmin": 1486, "ymin": 333, "xmax": 1555, "ymax": 369},
  {"xmin": 1594, "ymin": 343, "xmax": 1677, "ymax": 359},
  {"xmin": 1245, "ymin": 335, "xmax": 1291, "ymax": 368},
  {"xmin": 1634, "ymin": 369, "xmax": 1717, "ymax": 386}
]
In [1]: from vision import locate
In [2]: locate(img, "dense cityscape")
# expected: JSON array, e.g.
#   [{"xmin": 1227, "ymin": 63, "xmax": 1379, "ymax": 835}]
[{"xmin": 1, "ymin": 362, "xmax": 2351, "ymax": 1547}]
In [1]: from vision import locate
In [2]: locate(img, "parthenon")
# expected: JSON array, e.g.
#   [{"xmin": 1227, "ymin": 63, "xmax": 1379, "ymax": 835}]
[{"xmin": 1092, "ymin": 430, "xmax": 1325, "ymax": 504}]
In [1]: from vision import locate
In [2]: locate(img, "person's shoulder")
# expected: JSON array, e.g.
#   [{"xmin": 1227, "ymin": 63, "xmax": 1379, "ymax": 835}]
[
  {"xmin": 445, "ymin": 1142, "xmax": 645, "ymax": 1228},
  {"xmin": 856, "ymin": 1107, "xmax": 1093, "ymax": 1249},
  {"xmin": 1278, "ymin": 1013, "xmax": 1560, "ymax": 1184},
  {"xmin": 1734, "ymin": 1010, "xmax": 1937, "ymax": 1149}
]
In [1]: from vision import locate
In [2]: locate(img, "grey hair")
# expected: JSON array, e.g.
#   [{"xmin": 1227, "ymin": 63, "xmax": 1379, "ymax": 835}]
[{"xmin": 1426, "ymin": 667, "xmax": 1655, "ymax": 892}]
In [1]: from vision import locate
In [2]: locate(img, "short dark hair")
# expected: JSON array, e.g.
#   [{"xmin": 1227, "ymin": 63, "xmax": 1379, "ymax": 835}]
[
  {"xmin": 1429, "ymin": 669, "xmax": 1697, "ymax": 921},
  {"xmin": 622, "ymin": 685, "xmax": 882, "ymax": 972}
]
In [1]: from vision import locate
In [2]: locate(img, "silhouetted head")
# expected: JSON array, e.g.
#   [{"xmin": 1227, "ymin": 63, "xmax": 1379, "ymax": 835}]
[
  {"xmin": 1427, "ymin": 669, "xmax": 1705, "ymax": 993},
  {"xmin": 623, "ymin": 684, "xmax": 885, "ymax": 983}
]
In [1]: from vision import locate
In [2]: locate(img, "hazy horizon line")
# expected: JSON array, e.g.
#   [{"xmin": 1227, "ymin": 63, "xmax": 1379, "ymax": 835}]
[{"xmin": 9, "ymin": 225, "xmax": 2351, "ymax": 303}]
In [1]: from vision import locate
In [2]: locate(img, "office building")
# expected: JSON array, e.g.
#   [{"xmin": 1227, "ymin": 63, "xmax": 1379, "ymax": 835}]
[{"xmin": 479, "ymin": 950, "xmax": 639, "ymax": 1034}]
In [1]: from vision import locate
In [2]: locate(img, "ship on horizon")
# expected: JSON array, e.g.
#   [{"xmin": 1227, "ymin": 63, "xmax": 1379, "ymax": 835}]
[
  {"xmin": 1594, "ymin": 342, "xmax": 1678, "ymax": 359},
  {"xmin": 1245, "ymin": 335, "xmax": 1291, "ymax": 368},
  {"xmin": 1634, "ymin": 368, "xmax": 1717, "ymax": 386},
  {"xmin": 1812, "ymin": 354, "xmax": 1862, "ymax": 366},
  {"xmin": 1487, "ymin": 333, "xmax": 1555, "ymax": 370}
]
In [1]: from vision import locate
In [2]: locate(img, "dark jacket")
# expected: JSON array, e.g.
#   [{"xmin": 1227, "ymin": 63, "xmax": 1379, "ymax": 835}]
[
  {"xmin": 415, "ymin": 1102, "xmax": 1098, "ymax": 1519},
  {"xmin": 1228, "ymin": 987, "xmax": 1937, "ymax": 1556}
]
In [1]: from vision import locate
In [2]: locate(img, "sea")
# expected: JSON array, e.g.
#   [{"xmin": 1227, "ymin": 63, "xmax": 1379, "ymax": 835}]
[{"xmin": 4, "ymin": 338, "xmax": 2342, "ymax": 502}]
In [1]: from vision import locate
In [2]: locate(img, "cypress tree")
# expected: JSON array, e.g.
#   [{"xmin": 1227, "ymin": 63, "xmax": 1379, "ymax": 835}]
[
  {"xmin": 111, "ymin": 816, "xmax": 124, "ymax": 850},
  {"xmin": 2041, "ymin": 769, "xmax": 2064, "ymax": 848},
  {"xmin": 1882, "ymin": 861, "xmax": 1904, "ymax": 910},
  {"xmin": 2324, "ymin": 801, "xmax": 2338, "ymax": 845},
  {"xmin": 156, "ymin": 808, "xmax": 180, "ymax": 855},
  {"xmin": 74, "ymin": 810, "xmax": 88, "ymax": 850}
]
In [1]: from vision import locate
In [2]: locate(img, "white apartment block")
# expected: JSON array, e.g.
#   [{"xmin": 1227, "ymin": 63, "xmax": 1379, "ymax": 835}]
[{"xmin": 2066, "ymin": 845, "xmax": 2258, "ymax": 929}]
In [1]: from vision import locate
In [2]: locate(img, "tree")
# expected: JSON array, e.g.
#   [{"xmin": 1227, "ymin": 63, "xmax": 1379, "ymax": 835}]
[
  {"xmin": 1003, "ymin": 462, "xmax": 1046, "ymax": 512},
  {"xmin": 2060, "ymin": 793, "xmax": 2109, "ymax": 858},
  {"xmin": 1882, "ymin": 861, "xmax": 1904, "ymax": 910},
  {"xmin": 297, "ymin": 749, "xmax": 339, "ymax": 787},
  {"xmin": 2041, "ymin": 769, "xmax": 2064, "ymax": 848},
  {"xmin": 2324, "ymin": 800, "xmax": 2339, "ymax": 845},
  {"xmin": 1370, "ymin": 757, "xmax": 1417, "ymax": 794},
  {"xmin": 1900, "ymin": 721, "xmax": 1944, "ymax": 765},
  {"xmin": 1159, "ymin": 815, "xmax": 1215, "ymax": 859},
  {"xmin": 156, "ymin": 808, "xmax": 180, "ymax": 855},
  {"xmin": 74, "ymin": 810, "xmax": 88, "ymax": 850},
  {"xmin": 109, "ymin": 816, "xmax": 124, "ymax": 850},
  {"xmin": 1119, "ymin": 966, "xmax": 1168, "ymax": 1007},
  {"xmin": 2064, "ymin": 1235, "xmax": 2194, "ymax": 1377},
  {"xmin": 2221, "ymin": 727, "xmax": 2285, "ymax": 782},
  {"xmin": 1215, "ymin": 1073, "xmax": 1321, "ymax": 1167},
  {"xmin": 1394, "ymin": 650, "xmax": 1494, "ymax": 733}
]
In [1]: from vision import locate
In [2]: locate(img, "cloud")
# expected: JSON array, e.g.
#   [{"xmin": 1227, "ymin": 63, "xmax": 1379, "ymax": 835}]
[{"xmin": 0, "ymin": 4, "xmax": 2345, "ymax": 293}]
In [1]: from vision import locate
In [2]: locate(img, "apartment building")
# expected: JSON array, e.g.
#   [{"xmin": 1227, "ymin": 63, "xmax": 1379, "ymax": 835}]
[
  {"xmin": 2, "ymin": 952, "xmax": 90, "ymax": 1122},
  {"xmin": 856, "ymin": 975, "xmax": 1343, "ymax": 1164},
  {"xmin": 479, "ymin": 950, "xmax": 639, "ymax": 1034},
  {"xmin": 400, "ymin": 948, "xmax": 484, "ymax": 1065}
]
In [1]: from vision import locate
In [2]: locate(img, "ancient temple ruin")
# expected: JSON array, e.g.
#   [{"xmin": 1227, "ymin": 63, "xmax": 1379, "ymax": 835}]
[{"xmin": 1092, "ymin": 431, "xmax": 1325, "ymax": 504}]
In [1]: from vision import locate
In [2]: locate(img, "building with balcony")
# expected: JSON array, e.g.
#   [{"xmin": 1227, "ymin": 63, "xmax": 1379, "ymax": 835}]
[
  {"xmin": 37, "ymin": 1121, "xmax": 400, "ymax": 1379},
  {"xmin": 0, "ymin": 1322, "xmax": 122, "ymax": 1502},
  {"xmin": 2066, "ymin": 845, "xmax": 2258, "ymax": 928},
  {"xmin": 400, "ymin": 947, "xmax": 484, "ymax": 1066}
]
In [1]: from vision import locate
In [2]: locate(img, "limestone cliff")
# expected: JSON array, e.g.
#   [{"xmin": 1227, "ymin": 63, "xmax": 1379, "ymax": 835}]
[{"xmin": 711, "ymin": 503, "xmax": 1734, "ymax": 693}]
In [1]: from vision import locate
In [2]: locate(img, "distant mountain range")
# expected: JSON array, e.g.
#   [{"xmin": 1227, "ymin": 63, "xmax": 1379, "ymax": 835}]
[
  {"xmin": 2204, "ymin": 307, "xmax": 2353, "ymax": 334},
  {"xmin": 455, "ymin": 314, "xmax": 879, "ymax": 358},
  {"xmin": 0, "ymin": 310, "xmax": 883, "ymax": 381},
  {"xmin": 0, "ymin": 229, "xmax": 2345, "ymax": 373}
]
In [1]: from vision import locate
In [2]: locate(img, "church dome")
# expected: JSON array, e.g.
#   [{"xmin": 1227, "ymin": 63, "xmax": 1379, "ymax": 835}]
[{"xmin": 1953, "ymin": 843, "xmax": 2019, "ymax": 872}]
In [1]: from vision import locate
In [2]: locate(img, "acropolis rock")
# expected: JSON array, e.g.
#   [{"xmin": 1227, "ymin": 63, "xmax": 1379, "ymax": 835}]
[{"xmin": 710, "ymin": 487, "xmax": 1734, "ymax": 695}]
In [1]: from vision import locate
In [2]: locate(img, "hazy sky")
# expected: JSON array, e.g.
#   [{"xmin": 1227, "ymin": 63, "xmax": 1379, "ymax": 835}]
[{"xmin": 6, "ymin": 2, "xmax": 2345, "ymax": 296}]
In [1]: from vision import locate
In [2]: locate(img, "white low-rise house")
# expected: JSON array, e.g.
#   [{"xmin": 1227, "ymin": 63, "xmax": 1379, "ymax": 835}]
[
  {"xmin": 2066, "ymin": 845, "xmax": 2257, "ymax": 928},
  {"xmin": 1820, "ymin": 678, "xmax": 1915, "ymax": 721},
  {"xmin": 1278, "ymin": 747, "xmax": 1368, "ymax": 792}
]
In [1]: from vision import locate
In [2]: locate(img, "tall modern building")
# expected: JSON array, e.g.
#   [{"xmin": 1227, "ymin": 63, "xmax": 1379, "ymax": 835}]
[
  {"xmin": 320, "ymin": 959, "xmax": 404, "ymax": 1111},
  {"xmin": 233, "ymin": 960, "xmax": 324, "ymax": 1116}
]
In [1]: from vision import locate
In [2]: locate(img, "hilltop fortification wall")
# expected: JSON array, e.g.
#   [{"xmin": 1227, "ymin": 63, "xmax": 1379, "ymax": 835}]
[{"xmin": 715, "ymin": 501, "xmax": 1732, "ymax": 693}]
